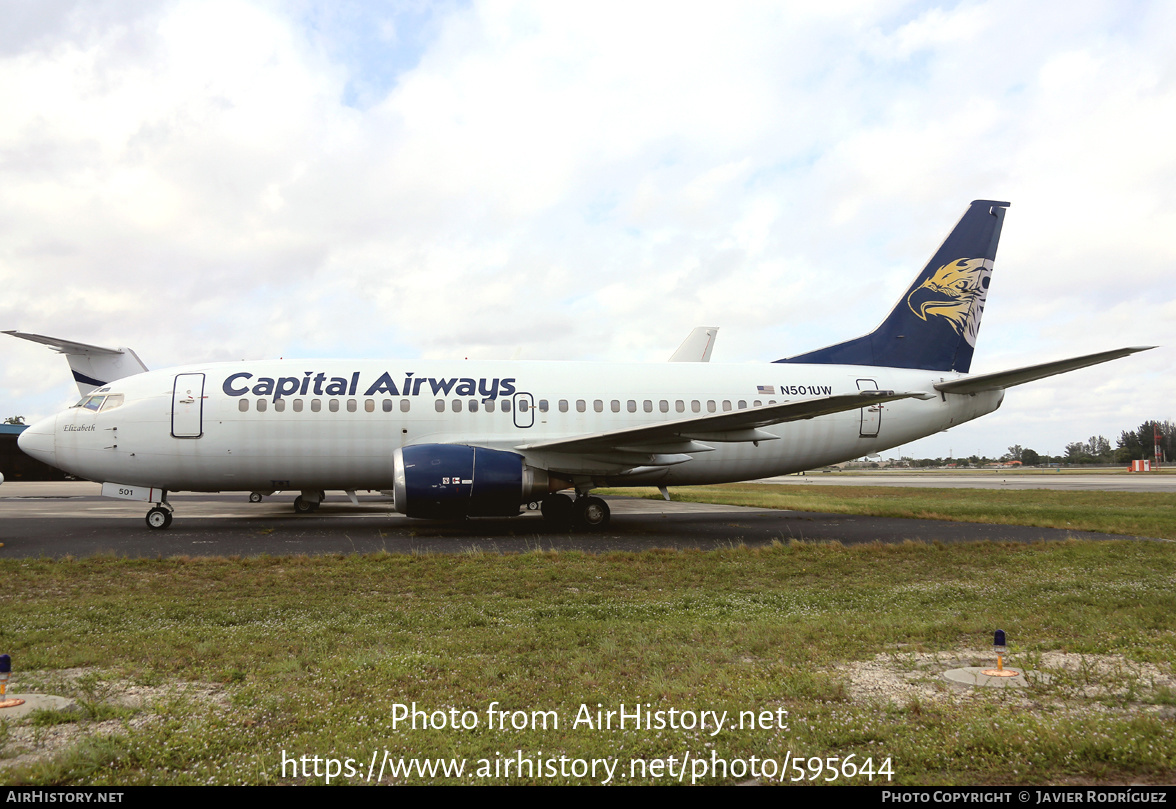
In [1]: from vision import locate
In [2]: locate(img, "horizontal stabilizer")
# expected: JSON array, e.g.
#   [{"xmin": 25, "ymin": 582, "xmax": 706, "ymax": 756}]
[
  {"xmin": 3, "ymin": 331, "xmax": 124, "ymax": 356},
  {"xmin": 4, "ymin": 330, "xmax": 149, "ymax": 395},
  {"xmin": 934, "ymin": 346, "xmax": 1155, "ymax": 394}
]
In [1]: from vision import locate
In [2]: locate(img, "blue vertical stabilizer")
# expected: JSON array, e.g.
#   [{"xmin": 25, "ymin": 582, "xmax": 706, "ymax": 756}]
[{"xmin": 776, "ymin": 200, "xmax": 1009, "ymax": 373}]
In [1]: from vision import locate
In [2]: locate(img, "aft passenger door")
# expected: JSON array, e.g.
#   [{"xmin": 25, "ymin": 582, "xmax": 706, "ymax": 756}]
[
  {"xmin": 855, "ymin": 378, "xmax": 881, "ymax": 438},
  {"xmin": 172, "ymin": 373, "xmax": 205, "ymax": 438}
]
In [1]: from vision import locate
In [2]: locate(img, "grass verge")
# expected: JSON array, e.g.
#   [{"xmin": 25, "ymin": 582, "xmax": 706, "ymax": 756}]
[{"xmin": 0, "ymin": 540, "xmax": 1173, "ymax": 785}]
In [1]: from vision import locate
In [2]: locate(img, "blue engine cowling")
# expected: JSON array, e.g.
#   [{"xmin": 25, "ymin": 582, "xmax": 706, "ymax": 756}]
[{"xmin": 391, "ymin": 445, "xmax": 552, "ymax": 519}]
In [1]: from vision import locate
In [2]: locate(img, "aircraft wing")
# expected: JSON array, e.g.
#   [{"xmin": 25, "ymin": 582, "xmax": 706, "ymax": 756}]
[
  {"xmin": 515, "ymin": 390, "xmax": 926, "ymax": 465},
  {"xmin": 934, "ymin": 346, "xmax": 1155, "ymax": 395}
]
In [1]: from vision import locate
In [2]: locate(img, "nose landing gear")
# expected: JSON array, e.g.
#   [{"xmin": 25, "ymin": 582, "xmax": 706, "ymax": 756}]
[{"xmin": 145, "ymin": 492, "xmax": 174, "ymax": 530}]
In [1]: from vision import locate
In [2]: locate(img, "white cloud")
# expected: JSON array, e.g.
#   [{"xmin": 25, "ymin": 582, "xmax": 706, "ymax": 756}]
[{"xmin": 1, "ymin": 0, "xmax": 1173, "ymax": 459}]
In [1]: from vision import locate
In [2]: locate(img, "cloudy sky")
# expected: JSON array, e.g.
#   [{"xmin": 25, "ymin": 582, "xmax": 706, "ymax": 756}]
[{"xmin": 1, "ymin": 0, "xmax": 1172, "ymax": 460}]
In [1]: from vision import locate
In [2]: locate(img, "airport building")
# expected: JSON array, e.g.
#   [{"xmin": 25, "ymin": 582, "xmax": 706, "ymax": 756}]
[{"xmin": 0, "ymin": 423, "xmax": 68, "ymax": 481}]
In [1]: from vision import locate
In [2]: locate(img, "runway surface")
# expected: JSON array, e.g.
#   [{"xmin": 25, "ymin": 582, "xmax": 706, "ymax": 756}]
[
  {"xmin": 0, "ymin": 481, "xmax": 1157, "ymax": 558},
  {"xmin": 759, "ymin": 472, "xmax": 1176, "ymax": 492}
]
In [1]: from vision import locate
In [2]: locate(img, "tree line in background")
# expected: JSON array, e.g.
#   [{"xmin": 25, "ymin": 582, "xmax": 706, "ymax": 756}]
[
  {"xmin": 899, "ymin": 420, "xmax": 1174, "ymax": 468},
  {"xmin": 1053, "ymin": 419, "xmax": 1174, "ymax": 465}
]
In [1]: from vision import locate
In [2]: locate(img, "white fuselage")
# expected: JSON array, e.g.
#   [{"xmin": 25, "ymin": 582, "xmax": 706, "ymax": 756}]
[{"xmin": 21, "ymin": 359, "xmax": 1003, "ymax": 493}]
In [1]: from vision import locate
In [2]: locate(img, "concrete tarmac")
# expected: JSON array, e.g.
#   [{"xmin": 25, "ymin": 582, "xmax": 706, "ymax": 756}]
[
  {"xmin": 759, "ymin": 472, "xmax": 1176, "ymax": 492},
  {"xmin": 0, "ymin": 481, "xmax": 1157, "ymax": 558}
]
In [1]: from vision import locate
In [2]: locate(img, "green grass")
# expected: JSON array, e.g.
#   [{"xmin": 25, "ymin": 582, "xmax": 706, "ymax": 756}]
[
  {"xmin": 599, "ymin": 483, "xmax": 1176, "ymax": 540},
  {"xmin": 0, "ymin": 540, "xmax": 1174, "ymax": 785},
  {"xmin": 832, "ymin": 468, "xmax": 1176, "ymax": 476}
]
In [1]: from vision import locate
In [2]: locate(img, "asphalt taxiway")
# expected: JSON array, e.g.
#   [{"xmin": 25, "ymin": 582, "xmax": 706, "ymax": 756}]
[{"xmin": 0, "ymin": 481, "xmax": 1158, "ymax": 558}]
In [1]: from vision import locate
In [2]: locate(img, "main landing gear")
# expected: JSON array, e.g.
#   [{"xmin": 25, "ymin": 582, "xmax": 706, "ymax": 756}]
[
  {"xmin": 145, "ymin": 492, "xmax": 174, "ymax": 530},
  {"xmin": 541, "ymin": 492, "xmax": 610, "ymax": 531},
  {"xmin": 293, "ymin": 490, "xmax": 326, "ymax": 514}
]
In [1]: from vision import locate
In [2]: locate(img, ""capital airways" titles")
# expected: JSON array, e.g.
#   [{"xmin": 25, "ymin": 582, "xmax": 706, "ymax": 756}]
[{"xmin": 222, "ymin": 372, "xmax": 518, "ymax": 403}]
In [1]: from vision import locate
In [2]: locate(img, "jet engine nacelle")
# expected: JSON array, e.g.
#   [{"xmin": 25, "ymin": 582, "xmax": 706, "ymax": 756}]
[{"xmin": 391, "ymin": 444, "xmax": 554, "ymax": 519}]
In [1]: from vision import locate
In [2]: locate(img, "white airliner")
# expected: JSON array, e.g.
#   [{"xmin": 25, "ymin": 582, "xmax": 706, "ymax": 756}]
[{"xmin": 7, "ymin": 200, "xmax": 1152, "ymax": 530}]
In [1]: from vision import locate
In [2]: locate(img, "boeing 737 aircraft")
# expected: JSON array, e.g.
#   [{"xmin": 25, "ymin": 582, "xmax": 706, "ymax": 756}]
[{"xmin": 7, "ymin": 200, "xmax": 1152, "ymax": 530}]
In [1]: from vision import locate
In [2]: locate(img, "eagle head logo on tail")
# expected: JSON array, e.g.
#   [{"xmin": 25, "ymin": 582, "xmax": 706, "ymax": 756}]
[{"xmin": 906, "ymin": 257, "xmax": 993, "ymax": 347}]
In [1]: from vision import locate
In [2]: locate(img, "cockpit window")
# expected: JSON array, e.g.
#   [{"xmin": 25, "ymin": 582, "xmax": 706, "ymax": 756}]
[
  {"xmin": 81, "ymin": 395, "xmax": 105, "ymax": 412},
  {"xmin": 99, "ymin": 394, "xmax": 125, "ymax": 412}
]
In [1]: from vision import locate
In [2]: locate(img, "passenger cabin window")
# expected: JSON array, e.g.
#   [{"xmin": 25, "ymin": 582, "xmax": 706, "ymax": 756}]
[
  {"xmin": 518, "ymin": 399, "xmax": 528, "ymax": 412},
  {"xmin": 593, "ymin": 399, "xmax": 603, "ymax": 413},
  {"xmin": 401, "ymin": 400, "xmax": 411, "ymax": 412},
  {"xmin": 347, "ymin": 399, "xmax": 357, "ymax": 413},
  {"xmin": 363, "ymin": 399, "xmax": 373, "ymax": 412},
  {"xmin": 538, "ymin": 400, "xmax": 548, "ymax": 412},
  {"xmin": 435, "ymin": 400, "xmax": 445, "ymax": 413},
  {"xmin": 329, "ymin": 400, "xmax": 339, "ymax": 412},
  {"xmin": 257, "ymin": 399, "xmax": 268, "ymax": 412},
  {"xmin": 627, "ymin": 400, "xmax": 636, "ymax": 413},
  {"xmin": 452, "ymin": 400, "xmax": 462, "ymax": 412},
  {"xmin": 691, "ymin": 400, "xmax": 701, "ymax": 413},
  {"xmin": 311, "ymin": 399, "xmax": 321, "ymax": 412},
  {"xmin": 676, "ymin": 400, "xmax": 685, "ymax": 413},
  {"xmin": 382, "ymin": 399, "xmax": 393, "ymax": 412},
  {"xmin": 293, "ymin": 399, "xmax": 304, "ymax": 412},
  {"xmin": 738, "ymin": 400, "xmax": 747, "ymax": 409},
  {"xmin": 722, "ymin": 400, "xmax": 732, "ymax": 411},
  {"xmin": 558, "ymin": 399, "xmax": 568, "ymax": 413},
  {"xmin": 576, "ymin": 400, "xmax": 586, "ymax": 413},
  {"xmin": 659, "ymin": 400, "xmax": 669, "ymax": 413},
  {"xmin": 611, "ymin": 400, "xmax": 620, "ymax": 413},
  {"xmin": 238, "ymin": 399, "xmax": 249, "ymax": 413},
  {"xmin": 643, "ymin": 400, "xmax": 653, "ymax": 413},
  {"xmin": 484, "ymin": 399, "xmax": 495, "ymax": 413},
  {"xmin": 707, "ymin": 400, "xmax": 716, "ymax": 413},
  {"xmin": 274, "ymin": 400, "xmax": 286, "ymax": 412},
  {"xmin": 753, "ymin": 400, "xmax": 762, "ymax": 407},
  {"xmin": 501, "ymin": 399, "xmax": 511, "ymax": 413},
  {"xmin": 469, "ymin": 400, "xmax": 479, "ymax": 412}
]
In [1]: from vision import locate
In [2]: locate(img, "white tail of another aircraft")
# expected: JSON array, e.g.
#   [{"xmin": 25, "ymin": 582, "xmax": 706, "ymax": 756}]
[{"xmin": 4, "ymin": 330, "xmax": 148, "ymax": 395}]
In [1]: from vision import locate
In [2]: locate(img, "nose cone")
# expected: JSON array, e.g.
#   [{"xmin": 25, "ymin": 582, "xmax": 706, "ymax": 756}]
[{"xmin": 17, "ymin": 415, "xmax": 57, "ymax": 467}]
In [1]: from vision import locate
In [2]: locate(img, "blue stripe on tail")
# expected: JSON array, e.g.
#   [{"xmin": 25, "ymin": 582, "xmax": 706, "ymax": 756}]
[
  {"xmin": 776, "ymin": 200, "xmax": 1009, "ymax": 373},
  {"xmin": 72, "ymin": 369, "xmax": 106, "ymax": 388}
]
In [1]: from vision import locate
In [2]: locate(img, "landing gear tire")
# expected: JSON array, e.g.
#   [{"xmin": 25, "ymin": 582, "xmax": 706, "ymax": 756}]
[
  {"xmin": 146, "ymin": 507, "xmax": 173, "ymax": 530},
  {"xmin": 293, "ymin": 496, "xmax": 319, "ymax": 514},
  {"xmin": 573, "ymin": 496, "xmax": 610, "ymax": 531},
  {"xmin": 249, "ymin": 492, "xmax": 263, "ymax": 503},
  {"xmin": 541, "ymin": 493, "xmax": 575, "ymax": 528}
]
